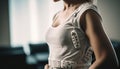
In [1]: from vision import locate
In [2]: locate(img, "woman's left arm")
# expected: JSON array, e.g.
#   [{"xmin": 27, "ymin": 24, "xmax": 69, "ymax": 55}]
[{"xmin": 84, "ymin": 10, "xmax": 119, "ymax": 69}]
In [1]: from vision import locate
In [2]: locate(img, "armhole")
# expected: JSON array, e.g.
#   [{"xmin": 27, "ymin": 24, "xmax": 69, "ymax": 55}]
[
  {"xmin": 52, "ymin": 11, "xmax": 60, "ymax": 22},
  {"xmin": 76, "ymin": 4, "xmax": 100, "ymax": 33}
]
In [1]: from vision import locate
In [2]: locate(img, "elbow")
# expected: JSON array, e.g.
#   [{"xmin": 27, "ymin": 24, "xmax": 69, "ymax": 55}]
[{"xmin": 94, "ymin": 53, "xmax": 119, "ymax": 69}]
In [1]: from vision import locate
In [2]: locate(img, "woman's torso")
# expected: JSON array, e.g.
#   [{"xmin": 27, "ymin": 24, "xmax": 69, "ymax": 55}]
[{"xmin": 45, "ymin": 2, "xmax": 98, "ymax": 69}]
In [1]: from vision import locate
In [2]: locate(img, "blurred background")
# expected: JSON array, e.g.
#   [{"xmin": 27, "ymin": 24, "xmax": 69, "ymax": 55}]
[{"xmin": 0, "ymin": 0, "xmax": 120, "ymax": 69}]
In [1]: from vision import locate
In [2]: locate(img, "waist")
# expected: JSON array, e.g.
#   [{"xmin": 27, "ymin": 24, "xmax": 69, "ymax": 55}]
[{"xmin": 49, "ymin": 60, "xmax": 91, "ymax": 69}]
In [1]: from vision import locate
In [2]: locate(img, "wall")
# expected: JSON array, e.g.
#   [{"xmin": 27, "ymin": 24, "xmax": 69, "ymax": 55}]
[
  {"xmin": 0, "ymin": 0, "xmax": 10, "ymax": 46},
  {"xmin": 98, "ymin": 0, "xmax": 120, "ymax": 40}
]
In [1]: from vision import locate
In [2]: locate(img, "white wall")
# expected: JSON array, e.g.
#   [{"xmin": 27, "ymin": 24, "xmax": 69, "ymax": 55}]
[
  {"xmin": 98, "ymin": 0, "xmax": 120, "ymax": 40},
  {"xmin": 9, "ymin": 0, "xmax": 62, "ymax": 54}
]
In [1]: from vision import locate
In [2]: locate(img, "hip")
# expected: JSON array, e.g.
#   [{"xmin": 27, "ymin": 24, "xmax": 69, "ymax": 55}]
[
  {"xmin": 49, "ymin": 60, "xmax": 91, "ymax": 69},
  {"xmin": 49, "ymin": 66, "xmax": 89, "ymax": 69}
]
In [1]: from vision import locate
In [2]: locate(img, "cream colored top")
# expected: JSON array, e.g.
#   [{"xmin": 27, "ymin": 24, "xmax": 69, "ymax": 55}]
[{"xmin": 45, "ymin": 2, "xmax": 98, "ymax": 69}]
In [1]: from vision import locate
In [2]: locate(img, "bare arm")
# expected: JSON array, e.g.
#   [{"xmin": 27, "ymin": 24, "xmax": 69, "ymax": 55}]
[{"xmin": 82, "ymin": 10, "xmax": 119, "ymax": 69}]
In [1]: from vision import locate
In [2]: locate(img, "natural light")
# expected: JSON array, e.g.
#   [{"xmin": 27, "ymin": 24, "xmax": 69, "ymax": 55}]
[{"xmin": 9, "ymin": 0, "xmax": 63, "ymax": 54}]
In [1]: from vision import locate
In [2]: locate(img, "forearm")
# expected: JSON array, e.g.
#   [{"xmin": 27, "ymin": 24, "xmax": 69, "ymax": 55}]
[{"xmin": 89, "ymin": 56, "xmax": 119, "ymax": 69}]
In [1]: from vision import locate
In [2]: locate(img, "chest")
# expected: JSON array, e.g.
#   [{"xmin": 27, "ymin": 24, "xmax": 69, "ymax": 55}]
[{"xmin": 52, "ymin": 10, "xmax": 75, "ymax": 28}]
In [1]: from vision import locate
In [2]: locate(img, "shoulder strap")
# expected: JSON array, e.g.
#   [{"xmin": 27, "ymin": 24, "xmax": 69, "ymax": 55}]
[
  {"xmin": 75, "ymin": 3, "xmax": 98, "ymax": 29},
  {"xmin": 52, "ymin": 11, "xmax": 60, "ymax": 21}
]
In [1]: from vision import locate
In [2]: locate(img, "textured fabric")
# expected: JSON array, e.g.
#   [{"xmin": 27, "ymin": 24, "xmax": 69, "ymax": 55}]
[{"xmin": 45, "ymin": 2, "xmax": 98, "ymax": 69}]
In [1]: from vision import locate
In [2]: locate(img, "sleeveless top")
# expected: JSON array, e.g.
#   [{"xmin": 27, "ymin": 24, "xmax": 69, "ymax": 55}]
[{"xmin": 45, "ymin": 2, "xmax": 98, "ymax": 69}]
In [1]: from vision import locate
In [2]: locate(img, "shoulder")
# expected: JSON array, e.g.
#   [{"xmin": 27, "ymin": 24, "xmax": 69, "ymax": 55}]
[
  {"xmin": 85, "ymin": 9, "xmax": 102, "ymax": 22},
  {"xmin": 80, "ymin": 3, "xmax": 101, "ymax": 22},
  {"xmin": 84, "ymin": 9, "xmax": 102, "ymax": 30},
  {"xmin": 85, "ymin": 9, "xmax": 104, "ymax": 37},
  {"xmin": 77, "ymin": 3, "xmax": 101, "ymax": 31},
  {"xmin": 79, "ymin": 8, "xmax": 102, "ymax": 32}
]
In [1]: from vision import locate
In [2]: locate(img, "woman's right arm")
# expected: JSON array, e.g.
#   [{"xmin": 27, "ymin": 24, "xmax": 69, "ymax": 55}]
[{"xmin": 84, "ymin": 10, "xmax": 119, "ymax": 69}]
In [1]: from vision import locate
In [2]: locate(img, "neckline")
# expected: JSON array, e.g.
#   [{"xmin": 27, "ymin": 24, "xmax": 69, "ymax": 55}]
[{"xmin": 51, "ymin": 4, "xmax": 83, "ymax": 29}]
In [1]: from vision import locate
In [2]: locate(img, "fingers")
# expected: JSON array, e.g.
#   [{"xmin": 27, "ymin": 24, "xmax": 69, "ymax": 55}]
[{"xmin": 44, "ymin": 64, "xmax": 49, "ymax": 69}]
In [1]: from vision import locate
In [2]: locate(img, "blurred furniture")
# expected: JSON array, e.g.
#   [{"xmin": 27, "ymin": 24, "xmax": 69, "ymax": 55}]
[
  {"xmin": 0, "ymin": 46, "xmax": 36, "ymax": 69},
  {"xmin": 111, "ymin": 40, "xmax": 120, "ymax": 66},
  {"xmin": 0, "ymin": 46, "xmax": 26, "ymax": 69},
  {"xmin": 29, "ymin": 43, "xmax": 49, "ymax": 69}
]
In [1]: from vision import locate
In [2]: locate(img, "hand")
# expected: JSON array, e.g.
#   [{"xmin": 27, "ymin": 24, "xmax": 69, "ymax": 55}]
[{"xmin": 44, "ymin": 64, "xmax": 49, "ymax": 69}]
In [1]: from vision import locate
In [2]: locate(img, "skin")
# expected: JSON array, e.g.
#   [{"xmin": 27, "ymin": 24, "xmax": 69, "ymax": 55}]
[
  {"xmin": 45, "ymin": 0, "xmax": 119, "ymax": 69},
  {"xmin": 84, "ymin": 9, "xmax": 119, "ymax": 69}
]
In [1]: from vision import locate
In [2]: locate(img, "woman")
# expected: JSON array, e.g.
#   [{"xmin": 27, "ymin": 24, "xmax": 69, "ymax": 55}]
[{"xmin": 45, "ymin": 0, "xmax": 119, "ymax": 69}]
